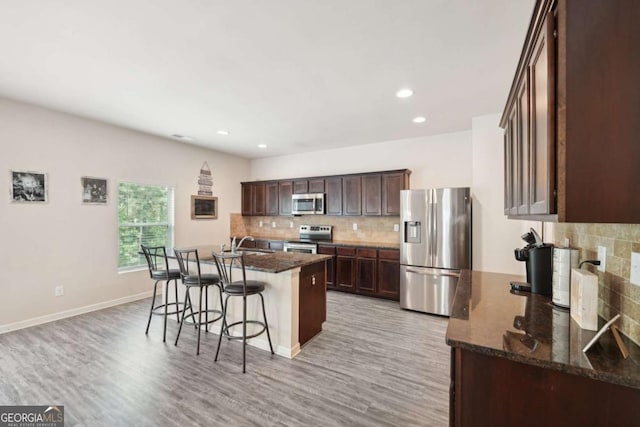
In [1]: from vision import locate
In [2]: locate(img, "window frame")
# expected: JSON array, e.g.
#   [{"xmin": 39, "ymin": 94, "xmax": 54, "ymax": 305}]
[{"xmin": 117, "ymin": 181, "xmax": 175, "ymax": 273}]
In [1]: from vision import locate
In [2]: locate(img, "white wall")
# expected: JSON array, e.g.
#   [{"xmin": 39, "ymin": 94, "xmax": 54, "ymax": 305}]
[
  {"xmin": 471, "ymin": 113, "xmax": 538, "ymax": 274},
  {"xmin": 0, "ymin": 98, "xmax": 249, "ymax": 327},
  {"xmin": 251, "ymin": 131, "xmax": 473, "ymax": 190}
]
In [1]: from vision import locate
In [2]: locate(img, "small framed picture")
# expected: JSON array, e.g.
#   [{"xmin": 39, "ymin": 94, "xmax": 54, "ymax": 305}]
[
  {"xmin": 191, "ymin": 195, "xmax": 217, "ymax": 219},
  {"xmin": 11, "ymin": 170, "xmax": 48, "ymax": 203},
  {"xmin": 81, "ymin": 176, "xmax": 108, "ymax": 204}
]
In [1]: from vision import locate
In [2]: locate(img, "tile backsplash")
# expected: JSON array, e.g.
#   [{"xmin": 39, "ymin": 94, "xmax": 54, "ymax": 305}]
[
  {"xmin": 230, "ymin": 214, "xmax": 401, "ymax": 245},
  {"xmin": 551, "ymin": 223, "xmax": 640, "ymax": 345}
]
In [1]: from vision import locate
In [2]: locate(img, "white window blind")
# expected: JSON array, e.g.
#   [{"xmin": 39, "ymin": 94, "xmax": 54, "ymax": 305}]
[{"xmin": 118, "ymin": 182, "xmax": 175, "ymax": 271}]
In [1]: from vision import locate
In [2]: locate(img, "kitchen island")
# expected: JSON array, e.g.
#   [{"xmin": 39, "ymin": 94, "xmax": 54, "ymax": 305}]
[
  {"xmin": 446, "ymin": 270, "xmax": 640, "ymax": 427},
  {"xmin": 171, "ymin": 247, "xmax": 330, "ymax": 359}
]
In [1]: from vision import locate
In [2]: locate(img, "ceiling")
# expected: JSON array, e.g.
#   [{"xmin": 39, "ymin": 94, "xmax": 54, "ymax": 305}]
[{"xmin": 0, "ymin": 0, "xmax": 534, "ymax": 159}]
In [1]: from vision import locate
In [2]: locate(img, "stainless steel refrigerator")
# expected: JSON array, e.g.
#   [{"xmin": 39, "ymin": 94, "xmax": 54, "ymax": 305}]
[{"xmin": 400, "ymin": 188, "xmax": 471, "ymax": 316}]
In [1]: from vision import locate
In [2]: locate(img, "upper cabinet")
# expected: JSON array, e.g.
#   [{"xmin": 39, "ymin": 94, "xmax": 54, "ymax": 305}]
[
  {"xmin": 501, "ymin": 0, "xmax": 640, "ymax": 223},
  {"xmin": 241, "ymin": 169, "xmax": 410, "ymax": 217}
]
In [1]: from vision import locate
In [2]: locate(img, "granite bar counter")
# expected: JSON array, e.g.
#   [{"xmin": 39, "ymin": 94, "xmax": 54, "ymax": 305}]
[
  {"xmin": 446, "ymin": 270, "xmax": 640, "ymax": 426},
  {"xmin": 166, "ymin": 247, "xmax": 330, "ymax": 359}
]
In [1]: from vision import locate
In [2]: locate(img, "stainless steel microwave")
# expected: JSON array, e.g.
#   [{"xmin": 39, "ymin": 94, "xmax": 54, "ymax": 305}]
[{"xmin": 291, "ymin": 193, "xmax": 325, "ymax": 215}]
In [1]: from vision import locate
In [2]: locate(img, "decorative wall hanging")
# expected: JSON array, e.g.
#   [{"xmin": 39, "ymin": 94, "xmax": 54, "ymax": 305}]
[
  {"xmin": 10, "ymin": 170, "xmax": 47, "ymax": 203},
  {"xmin": 81, "ymin": 176, "xmax": 108, "ymax": 204},
  {"xmin": 191, "ymin": 195, "xmax": 217, "ymax": 219},
  {"xmin": 198, "ymin": 161, "xmax": 213, "ymax": 196}
]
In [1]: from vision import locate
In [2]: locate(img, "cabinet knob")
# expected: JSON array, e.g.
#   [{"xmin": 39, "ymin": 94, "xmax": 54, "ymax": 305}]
[{"xmin": 312, "ymin": 275, "xmax": 316, "ymax": 285}]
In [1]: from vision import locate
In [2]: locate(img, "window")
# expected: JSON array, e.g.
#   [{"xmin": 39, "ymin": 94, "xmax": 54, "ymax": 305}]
[{"xmin": 118, "ymin": 182, "xmax": 175, "ymax": 271}]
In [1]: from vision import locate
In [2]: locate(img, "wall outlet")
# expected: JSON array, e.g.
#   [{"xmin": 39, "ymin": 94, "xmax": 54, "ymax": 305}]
[
  {"xmin": 563, "ymin": 237, "xmax": 570, "ymax": 247},
  {"xmin": 352, "ymin": 223, "xmax": 358, "ymax": 231},
  {"xmin": 271, "ymin": 221, "xmax": 276, "ymax": 228},
  {"xmin": 631, "ymin": 252, "xmax": 640, "ymax": 286},
  {"xmin": 55, "ymin": 286, "xmax": 64, "ymax": 297},
  {"xmin": 393, "ymin": 224, "xmax": 399, "ymax": 232},
  {"xmin": 597, "ymin": 246, "xmax": 606, "ymax": 272},
  {"xmin": 259, "ymin": 220, "xmax": 263, "ymax": 227},
  {"xmin": 289, "ymin": 221, "xmax": 294, "ymax": 228}
]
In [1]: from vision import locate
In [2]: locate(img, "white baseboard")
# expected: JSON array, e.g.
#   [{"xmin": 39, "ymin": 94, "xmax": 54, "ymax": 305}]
[{"xmin": 0, "ymin": 291, "xmax": 153, "ymax": 335}]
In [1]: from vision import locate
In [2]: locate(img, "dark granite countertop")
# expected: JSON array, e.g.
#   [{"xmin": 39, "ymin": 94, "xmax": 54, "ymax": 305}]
[
  {"xmin": 184, "ymin": 246, "xmax": 330, "ymax": 274},
  {"xmin": 446, "ymin": 270, "xmax": 640, "ymax": 390}
]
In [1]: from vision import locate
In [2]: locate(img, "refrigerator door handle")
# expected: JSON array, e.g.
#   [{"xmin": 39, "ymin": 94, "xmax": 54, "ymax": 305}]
[{"xmin": 405, "ymin": 267, "xmax": 460, "ymax": 277}]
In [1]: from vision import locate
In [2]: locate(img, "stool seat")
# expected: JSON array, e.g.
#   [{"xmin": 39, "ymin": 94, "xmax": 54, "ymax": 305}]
[
  {"xmin": 151, "ymin": 269, "xmax": 181, "ymax": 280},
  {"xmin": 224, "ymin": 280, "xmax": 266, "ymax": 295},
  {"xmin": 182, "ymin": 273, "xmax": 220, "ymax": 286}
]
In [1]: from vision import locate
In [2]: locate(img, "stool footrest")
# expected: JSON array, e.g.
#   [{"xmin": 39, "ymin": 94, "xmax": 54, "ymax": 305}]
[
  {"xmin": 222, "ymin": 320, "xmax": 268, "ymax": 340},
  {"xmin": 151, "ymin": 302, "xmax": 185, "ymax": 316},
  {"xmin": 182, "ymin": 309, "xmax": 223, "ymax": 325}
]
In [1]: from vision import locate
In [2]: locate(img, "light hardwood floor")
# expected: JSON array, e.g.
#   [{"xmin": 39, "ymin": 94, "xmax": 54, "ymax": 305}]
[{"xmin": 0, "ymin": 291, "xmax": 450, "ymax": 426}]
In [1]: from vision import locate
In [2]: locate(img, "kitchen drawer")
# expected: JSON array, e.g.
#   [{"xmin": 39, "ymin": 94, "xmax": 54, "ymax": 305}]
[
  {"xmin": 317, "ymin": 245, "xmax": 336, "ymax": 255},
  {"xmin": 356, "ymin": 248, "xmax": 377, "ymax": 258},
  {"xmin": 336, "ymin": 247, "xmax": 356, "ymax": 256},
  {"xmin": 378, "ymin": 249, "xmax": 399, "ymax": 260}
]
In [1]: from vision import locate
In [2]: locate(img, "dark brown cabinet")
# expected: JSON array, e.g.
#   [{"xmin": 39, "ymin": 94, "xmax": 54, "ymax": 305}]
[
  {"xmin": 241, "ymin": 183, "xmax": 266, "ymax": 216},
  {"xmin": 356, "ymin": 248, "xmax": 377, "ymax": 294},
  {"xmin": 325, "ymin": 177, "xmax": 343, "ymax": 216},
  {"xmin": 342, "ymin": 176, "xmax": 362, "ymax": 216},
  {"xmin": 279, "ymin": 181, "xmax": 293, "ymax": 216},
  {"xmin": 377, "ymin": 249, "xmax": 400, "ymax": 300},
  {"xmin": 502, "ymin": 0, "xmax": 640, "ymax": 223},
  {"xmin": 241, "ymin": 169, "xmax": 410, "ymax": 217},
  {"xmin": 293, "ymin": 180, "xmax": 308, "ymax": 194},
  {"xmin": 299, "ymin": 261, "xmax": 326, "ymax": 346},
  {"xmin": 265, "ymin": 182, "xmax": 279, "ymax": 216},
  {"xmin": 362, "ymin": 175, "xmax": 382, "ymax": 216},
  {"xmin": 317, "ymin": 244, "xmax": 336, "ymax": 289},
  {"xmin": 325, "ymin": 245, "xmax": 400, "ymax": 301},
  {"xmin": 381, "ymin": 172, "xmax": 408, "ymax": 216},
  {"xmin": 335, "ymin": 247, "xmax": 356, "ymax": 292}
]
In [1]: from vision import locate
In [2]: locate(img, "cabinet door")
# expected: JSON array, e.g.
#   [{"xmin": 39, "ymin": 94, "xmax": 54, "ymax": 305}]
[
  {"xmin": 317, "ymin": 245, "xmax": 336, "ymax": 289},
  {"xmin": 293, "ymin": 180, "xmax": 308, "ymax": 194},
  {"xmin": 356, "ymin": 248, "xmax": 377, "ymax": 294},
  {"xmin": 504, "ymin": 128, "xmax": 512, "ymax": 215},
  {"xmin": 279, "ymin": 181, "xmax": 293, "ymax": 216},
  {"xmin": 362, "ymin": 174, "xmax": 382, "ymax": 216},
  {"xmin": 508, "ymin": 109, "xmax": 519, "ymax": 216},
  {"xmin": 265, "ymin": 182, "xmax": 279, "ymax": 216},
  {"xmin": 342, "ymin": 176, "xmax": 362, "ymax": 216},
  {"xmin": 529, "ymin": 12, "xmax": 556, "ymax": 215},
  {"xmin": 308, "ymin": 179, "xmax": 325, "ymax": 193},
  {"xmin": 335, "ymin": 247, "xmax": 356, "ymax": 292},
  {"xmin": 382, "ymin": 172, "xmax": 406, "ymax": 216},
  {"xmin": 325, "ymin": 177, "xmax": 343, "ymax": 216},
  {"xmin": 251, "ymin": 183, "xmax": 266, "ymax": 216},
  {"xmin": 241, "ymin": 183, "xmax": 252, "ymax": 216},
  {"xmin": 377, "ymin": 250, "xmax": 400, "ymax": 300},
  {"xmin": 299, "ymin": 262, "xmax": 326, "ymax": 345},
  {"xmin": 516, "ymin": 75, "xmax": 530, "ymax": 215}
]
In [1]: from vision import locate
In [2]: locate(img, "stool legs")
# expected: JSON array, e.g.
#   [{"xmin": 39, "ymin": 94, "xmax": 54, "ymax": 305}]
[
  {"xmin": 260, "ymin": 293, "xmax": 274, "ymax": 355},
  {"xmin": 215, "ymin": 294, "xmax": 230, "ymax": 362},
  {"xmin": 175, "ymin": 289, "xmax": 192, "ymax": 346},
  {"xmin": 243, "ymin": 295, "xmax": 247, "ymax": 373},
  {"xmin": 173, "ymin": 280, "xmax": 180, "ymax": 322},
  {"xmin": 145, "ymin": 280, "xmax": 160, "ymax": 335}
]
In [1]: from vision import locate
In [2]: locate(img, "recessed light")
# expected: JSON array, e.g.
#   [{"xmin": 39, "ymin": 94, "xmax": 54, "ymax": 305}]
[
  {"xmin": 396, "ymin": 88, "xmax": 413, "ymax": 98},
  {"xmin": 258, "ymin": 144, "xmax": 267, "ymax": 149},
  {"xmin": 217, "ymin": 130, "xmax": 230, "ymax": 136},
  {"xmin": 412, "ymin": 116, "xmax": 426, "ymax": 123},
  {"xmin": 171, "ymin": 134, "xmax": 194, "ymax": 141}
]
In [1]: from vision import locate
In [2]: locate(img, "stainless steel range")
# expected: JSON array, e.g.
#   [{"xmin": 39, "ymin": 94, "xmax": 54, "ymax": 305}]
[{"xmin": 283, "ymin": 225, "xmax": 332, "ymax": 254}]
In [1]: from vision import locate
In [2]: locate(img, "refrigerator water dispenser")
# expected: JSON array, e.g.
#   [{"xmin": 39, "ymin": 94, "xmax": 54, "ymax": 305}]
[{"xmin": 405, "ymin": 221, "xmax": 421, "ymax": 243}]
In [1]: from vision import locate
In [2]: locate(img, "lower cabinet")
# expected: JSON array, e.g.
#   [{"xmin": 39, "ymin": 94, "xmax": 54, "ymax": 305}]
[
  {"xmin": 299, "ymin": 261, "xmax": 326, "ymax": 345},
  {"xmin": 335, "ymin": 247, "xmax": 357, "ymax": 292},
  {"xmin": 321, "ymin": 244, "xmax": 400, "ymax": 301}
]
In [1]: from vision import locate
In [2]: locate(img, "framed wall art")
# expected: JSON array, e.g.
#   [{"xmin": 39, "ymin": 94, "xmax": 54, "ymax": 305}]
[
  {"xmin": 191, "ymin": 195, "xmax": 217, "ymax": 219},
  {"xmin": 81, "ymin": 176, "xmax": 108, "ymax": 204},
  {"xmin": 10, "ymin": 170, "xmax": 48, "ymax": 203}
]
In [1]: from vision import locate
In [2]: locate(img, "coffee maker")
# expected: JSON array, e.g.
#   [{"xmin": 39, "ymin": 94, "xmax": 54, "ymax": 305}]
[{"xmin": 514, "ymin": 228, "xmax": 554, "ymax": 296}]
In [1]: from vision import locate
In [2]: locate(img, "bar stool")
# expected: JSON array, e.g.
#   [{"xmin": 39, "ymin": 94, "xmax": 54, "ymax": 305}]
[
  {"xmin": 141, "ymin": 245, "xmax": 184, "ymax": 343},
  {"xmin": 173, "ymin": 248, "xmax": 224, "ymax": 355},
  {"xmin": 212, "ymin": 251, "xmax": 274, "ymax": 373}
]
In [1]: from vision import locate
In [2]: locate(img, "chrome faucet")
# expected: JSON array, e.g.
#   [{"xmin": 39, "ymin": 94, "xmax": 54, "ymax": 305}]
[{"xmin": 231, "ymin": 236, "xmax": 255, "ymax": 253}]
